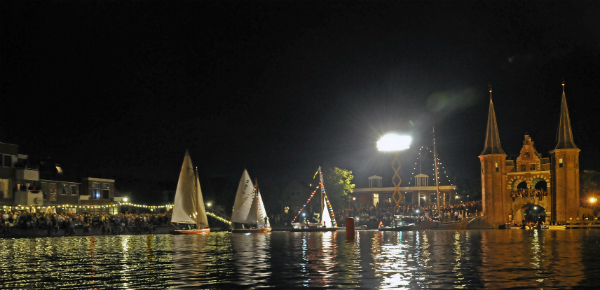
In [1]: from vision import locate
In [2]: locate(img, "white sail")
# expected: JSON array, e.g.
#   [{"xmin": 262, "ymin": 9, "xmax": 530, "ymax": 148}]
[
  {"xmin": 231, "ymin": 169, "xmax": 256, "ymax": 224},
  {"xmin": 171, "ymin": 151, "xmax": 200, "ymax": 224},
  {"xmin": 195, "ymin": 171, "xmax": 209, "ymax": 228},
  {"xmin": 321, "ymin": 197, "xmax": 332, "ymax": 227},
  {"xmin": 256, "ymin": 190, "xmax": 268, "ymax": 228}
]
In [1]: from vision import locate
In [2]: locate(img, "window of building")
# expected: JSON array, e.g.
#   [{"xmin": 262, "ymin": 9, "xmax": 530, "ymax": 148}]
[
  {"xmin": 62, "ymin": 184, "xmax": 69, "ymax": 195},
  {"xmin": 495, "ymin": 162, "xmax": 499, "ymax": 172},
  {"xmin": 2, "ymin": 155, "xmax": 11, "ymax": 167},
  {"xmin": 530, "ymin": 164, "xmax": 536, "ymax": 171},
  {"xmin": 405, "ymin": 193, "xmax": 412, "ymax": 204},
  {"xmin": 559, "ymin": 158, "xmax": 563, "ymax": 168},
  {"xmin": 71, "ymin": 185, "xmax": 78, "ymax": 195},
  {"xmin": 102, "ymin": 184, "xmax": 110, "ymax": 199},
  {"xmin": 373, "ymin": 193, "xmax": 379, "ymax": 206},
  {"xmin": 369, "ymin": 177, "xmax": 382, "ymax": 188},
  {"xmin": 49, "ymin": 183, "xmax": 57, "ymax": 201},
  {"xmin": 42, "ymin": 182, "xmax": 48, "ymax": 199},
  {"xmin": 521, "ymin": 164, "xmax": 526, "ymax": 172},
  {"xmin": 0, "ymin": 179, "xmax": 10, "ymax": 199},
  {"xmin": 92, "ymin": 183, "xmax": 101, "ymax": 199}
]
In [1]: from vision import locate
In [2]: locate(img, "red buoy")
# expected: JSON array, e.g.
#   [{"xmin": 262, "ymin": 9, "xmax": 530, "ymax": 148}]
[{"xmin": 346, "ymin": 217, "xmax": 355, "ymax": 240}]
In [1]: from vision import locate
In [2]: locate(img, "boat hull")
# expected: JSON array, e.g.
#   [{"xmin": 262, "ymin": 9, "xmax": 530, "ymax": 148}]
[
  {"xmin": 290, "ymin": 227, "xmax": 340, "ymax": 232},
  {"xmin": 231, "ymin": 228, "xmax": 272, "ymax": 233},
  {"xmin": 171, "ymin": 228, "xmax": 210, "ymax": 235},
  {"xmin": 379, "ymin": 219, "xmax": 470, "ymax": 231}
]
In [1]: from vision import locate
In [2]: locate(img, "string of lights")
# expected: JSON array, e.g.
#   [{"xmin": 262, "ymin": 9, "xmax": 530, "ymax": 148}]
[
  {"xmin": 408, "ymin": 145, "xmax": 454, "ymax": 185},
  {"xmin": 1, "ymin": 203, "xmax": 175, "ymax": 211},
  {"xmin": 291, "ymin": 181, "xmax": 338, "ymax": 227}
]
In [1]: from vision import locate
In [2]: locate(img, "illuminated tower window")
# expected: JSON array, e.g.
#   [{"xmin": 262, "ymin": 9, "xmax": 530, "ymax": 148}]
[
  {"xmin": 559, "ymin": 158, "xmax": 563, "ymax": 168},
  {"xmin": 495, "ymin": 162, "xmax": 499, "ymax": 172}
]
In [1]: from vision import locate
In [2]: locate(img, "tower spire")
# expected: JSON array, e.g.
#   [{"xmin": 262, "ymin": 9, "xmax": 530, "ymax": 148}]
[
  {"xmin": 481, "ymin": 86, "xmax": 505, "ymax": 155},
  {"xmin": 555, "ymin": 81, "xmax": 577, "ymax": 149}
]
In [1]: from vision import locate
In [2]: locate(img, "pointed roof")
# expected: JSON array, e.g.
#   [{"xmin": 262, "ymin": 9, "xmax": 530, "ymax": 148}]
[
  {"xmin": 481, "ymin": 87, "xmax": 505, "ymax": 155},
  {"xmin": 555, "ymin": 83, "xmax": 578, "ymax": 149}
]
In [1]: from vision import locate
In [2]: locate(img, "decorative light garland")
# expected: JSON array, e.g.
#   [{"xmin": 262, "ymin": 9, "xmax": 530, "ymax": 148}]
[
  {"xmin": 1, "ymin": 203, "xmax": 175, "ymax": 211},
  {"xmin": 291, "ymin": 174, "xmax": 338, "ymax": 227},
  {"xmin": 409, "ymin": 146, "xmax": 454, "ymax": 185}
]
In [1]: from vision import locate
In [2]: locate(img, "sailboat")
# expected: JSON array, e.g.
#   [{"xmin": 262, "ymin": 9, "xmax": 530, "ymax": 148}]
[
  {"xmin": 231, "ymin": 169, "xmax": 271, "ymax": 233},
  {"xmin": 171, "ymin": 151, "xmax": 210, "ymax": 234},
  {"xmin": 379, "ymin": 128, "xmax": 471, "ymax": 231},
  {"xmin": 290, "ymin": 166, "xmax": 340, "ymax": 232}
]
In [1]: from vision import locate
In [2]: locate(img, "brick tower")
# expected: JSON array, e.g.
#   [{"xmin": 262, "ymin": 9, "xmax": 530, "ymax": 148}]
[
  {"xmin": 550, "ymin": 82, "xmax": 580, "ymax": 223},
  {"xmin": 479, "ymin": 87, "xmax": 509, "ymax": 228}
]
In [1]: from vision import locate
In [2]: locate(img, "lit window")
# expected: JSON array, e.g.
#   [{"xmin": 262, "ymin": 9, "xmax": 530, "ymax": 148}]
[
  {"xmin": 0, "ymin": 179, "xmax": 10, "ymax": 199},
  {"xmin": 92, "ymin": 183, "xmax": 101, "ymax": 199},
  {"xmin": 496, "ymin": 162, "xmax": 499, "ymax": 172},
  {"xmin": 559, "ymin": 158, "xmax": 563, "ymax": 168}
]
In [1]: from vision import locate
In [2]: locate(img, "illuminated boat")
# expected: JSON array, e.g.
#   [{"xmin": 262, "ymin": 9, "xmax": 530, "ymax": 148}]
[
  {"xmin": 231, "ymin": 170, "xmax": 272, "ymax": 233},
  {"xmin": 171, "ymin": 151, "xmax": 210, "ymax": 235},
  {"xmin": 290, "ymin": 167, "xmax": 341, "ymax": 232}
]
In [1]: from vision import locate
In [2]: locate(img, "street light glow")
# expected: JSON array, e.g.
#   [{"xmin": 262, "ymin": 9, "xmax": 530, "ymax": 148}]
[
  {"xmin": 590, "ymin": 197, "xmax": 597, "ymax": 203},
  {"xmin": 123, "ymin": 197, "xmax": 128, "ymax": 202},
  {"xmin": 377, "ymin": 134, "xmax": 412, "ymax": 151},
  {"xmin": 206, "ymin": 202, "xmax": 212, "ymax": 207}
]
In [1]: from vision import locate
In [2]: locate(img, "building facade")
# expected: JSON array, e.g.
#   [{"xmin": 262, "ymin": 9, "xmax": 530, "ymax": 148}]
[
  {"xmin": 480, "ymin": 85, "xmax": 581, "ymax": 228},
  {"xmin": 351, "ymin": 174, "xmax": 458, "ymax": 208},
  {"xmin": 0, "ymin": 142, "xmax": 123, "ymax": 213}
]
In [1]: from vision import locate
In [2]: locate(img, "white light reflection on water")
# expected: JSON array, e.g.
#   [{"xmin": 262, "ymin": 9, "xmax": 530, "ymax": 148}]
[
  {"xmin": 231, "ymin": 232, "xmax": 271, "ymax": 287},
  {"xmin": 0, "ymin": 230, "xmax": 598, "ymax": 289}
]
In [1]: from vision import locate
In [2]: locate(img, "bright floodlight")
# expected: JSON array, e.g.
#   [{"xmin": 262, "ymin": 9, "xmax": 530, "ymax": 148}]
[
  {"xmin": 590, "ymin": 197, "xmax": 597, "ymax": 203},
  {"xmin": 123, "ymin": 197, "xmax": 128, "ymax": 202},
  {"xmin": 377, "ymin": 134, "xmax": 412, "ymax": 151}
]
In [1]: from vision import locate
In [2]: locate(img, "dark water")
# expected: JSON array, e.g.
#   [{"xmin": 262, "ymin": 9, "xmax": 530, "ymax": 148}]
[{"xmin": 1, "ymin": 230, "xmax": 599, "ymax": 289}]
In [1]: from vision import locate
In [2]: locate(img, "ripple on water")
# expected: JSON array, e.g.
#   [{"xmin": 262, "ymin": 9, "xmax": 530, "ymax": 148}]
[{"xmin": 0, "ymin": 230, "xmax": 599, "ymax": 289}]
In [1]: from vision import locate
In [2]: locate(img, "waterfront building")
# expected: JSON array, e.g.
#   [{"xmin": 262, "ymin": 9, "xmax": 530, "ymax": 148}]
[
  {"xmin": 480, "ymin": 85, "xmax": 583, "ymax": 227},
  {"xmin": 350, "ymin": 174, "xmax": 458, "ymax": 208},
  {"xmin": 0, "ymin": 142, "xmax": 123, "ymax": 213}
]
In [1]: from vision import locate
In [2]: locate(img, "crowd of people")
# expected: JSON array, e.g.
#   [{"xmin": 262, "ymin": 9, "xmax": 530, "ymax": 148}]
[
  {"xmin": 511, "ymin": 189, "xmax": 547, "ymax": 201},
  {"xmin": 336, "ymin": 201, "xmax": 483, "ymax": 226},
  {"xmin": 0, "ymin": 211, "xmax": 172, "ymax": 236}
]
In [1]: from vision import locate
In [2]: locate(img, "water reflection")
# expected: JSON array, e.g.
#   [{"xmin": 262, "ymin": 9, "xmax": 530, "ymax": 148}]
[
  {"xmin": 231, "ymin": 232, "xmax": 271, "ymax": 287},
  {"xmin": 0, "ymin": 230, "xmax": 597, "ymax": 289}
]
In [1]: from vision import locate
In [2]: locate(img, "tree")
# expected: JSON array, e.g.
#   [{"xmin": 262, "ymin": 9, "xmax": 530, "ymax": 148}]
[{"xmin": 323, "ymin": 167, "xmax": 355, "ymax": 210}]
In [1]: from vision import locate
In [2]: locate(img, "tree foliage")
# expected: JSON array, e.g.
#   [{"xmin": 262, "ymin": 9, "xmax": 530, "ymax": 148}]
[{"xmin": 323, "ymin": 167, "xmax": 355, "ymax": 210}]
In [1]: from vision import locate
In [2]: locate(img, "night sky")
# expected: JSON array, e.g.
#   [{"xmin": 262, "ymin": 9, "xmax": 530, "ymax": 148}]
[{"xmin": 2, "ymin": 1, "xmax": 600, "ymax": 205}]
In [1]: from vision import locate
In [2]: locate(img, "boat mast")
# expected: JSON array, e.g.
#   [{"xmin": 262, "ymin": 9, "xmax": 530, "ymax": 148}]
[
  {"xmin": 255, "ymin": 178, "xmax": 259, "ymax": 226},
  {"xmin": 433, "ymin": 127, "xmax": 442, "ymax": 219},
  {"xmin": 319, "ymin": 166, "xmax": 323, "ymax": 225}
]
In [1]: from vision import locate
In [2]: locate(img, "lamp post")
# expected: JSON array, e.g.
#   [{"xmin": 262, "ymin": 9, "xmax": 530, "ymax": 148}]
[{"xmin": 377, "ymin": 133, "xmax": 412, "ymax": 207}]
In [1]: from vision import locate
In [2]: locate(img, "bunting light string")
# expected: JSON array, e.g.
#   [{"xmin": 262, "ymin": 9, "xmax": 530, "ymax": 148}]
[
  {"xmin": 206, "ymin": 211, "xmax": 232, "ymax": 225},
  {"xmin": 319, "ymin": 181, "xmax": 338, "ymax": 227},
  {"xmin": 291, "ymin": 185, "xmax": 320, "ymax": 225},
  {"xmin": 409, "ymin": 146, "xmax": 454, "ymax": 185},
  {"xmin": 1, "ymin": 203, "xmax": 176, "ymax": 211}
]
